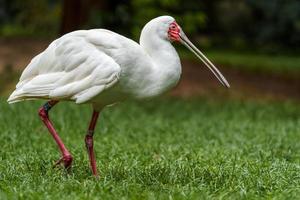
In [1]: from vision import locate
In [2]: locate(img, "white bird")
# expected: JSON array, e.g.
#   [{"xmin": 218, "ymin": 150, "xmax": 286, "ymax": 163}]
[{"xmin": 8, "ymin": 16, "xmax": 229, "ymax": 177}]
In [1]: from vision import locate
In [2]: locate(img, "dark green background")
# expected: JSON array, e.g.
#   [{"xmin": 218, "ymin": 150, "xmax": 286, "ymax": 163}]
[{"xmin": 1, "ymin": 0, "xmax": 299, "ymax": 53}]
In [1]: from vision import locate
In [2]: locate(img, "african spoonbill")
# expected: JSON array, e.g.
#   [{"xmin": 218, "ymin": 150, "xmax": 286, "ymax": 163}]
[{"xmin": 8, "ymin": 16, "xmax": 229, "ymax": 177}]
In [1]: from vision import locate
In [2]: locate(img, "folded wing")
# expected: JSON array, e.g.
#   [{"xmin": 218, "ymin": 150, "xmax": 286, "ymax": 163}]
[{"xmin": 8, "ymin": 32, "xmax": 121, "ymax": 104}]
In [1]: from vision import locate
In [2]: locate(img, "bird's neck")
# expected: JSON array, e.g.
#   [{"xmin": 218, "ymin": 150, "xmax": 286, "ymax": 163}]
[
  {"xmin": 139, "ymin": 33, "xmax": 182, "ymax": 94},
  {"xmin": 140, "ymin": 32, "xmax": 179, "ymax": 65}
]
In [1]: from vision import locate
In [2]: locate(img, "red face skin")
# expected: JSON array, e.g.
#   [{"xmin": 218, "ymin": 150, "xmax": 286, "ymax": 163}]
[{"xmin": 168, "ymin": 21, "xmax": 181, "ymax": 42}]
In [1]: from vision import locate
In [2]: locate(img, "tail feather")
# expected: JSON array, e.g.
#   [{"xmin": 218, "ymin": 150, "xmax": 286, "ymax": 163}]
[
  {"xmin": 7, "ymin": 89, "xmax": 49, "ymax": 103},
  {"xmin": 7, "ymin": 84, "xmax": 52, "ymax": 104},
  {"xmin": 7, "ymin": 90, "xmax": 24, "ymax": 104}
]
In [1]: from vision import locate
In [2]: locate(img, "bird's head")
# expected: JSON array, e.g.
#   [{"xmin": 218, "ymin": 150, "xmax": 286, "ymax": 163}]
[{"xmin": 144, "ymin": 16, "xmax": 230, "ymax": 88}]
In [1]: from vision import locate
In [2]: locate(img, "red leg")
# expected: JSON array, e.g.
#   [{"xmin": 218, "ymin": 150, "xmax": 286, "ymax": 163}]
[
  {"xmin": 85, "ymin": 110, "xmax": 100, "ymax": 177},
  {"xmin": 38, "ymin": 100, "xmax": 73, "ymax": 169}
]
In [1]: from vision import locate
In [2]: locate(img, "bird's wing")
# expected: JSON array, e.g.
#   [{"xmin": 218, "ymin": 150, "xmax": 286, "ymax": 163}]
[{"xmin": 8, "ymin": 32, "xmax": 121, "ymax": 104}]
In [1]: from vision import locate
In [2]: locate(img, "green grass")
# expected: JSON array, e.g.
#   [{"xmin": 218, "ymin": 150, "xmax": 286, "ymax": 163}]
[
  {"xmin": 179, "ymin": 48, "xmax": 300, "ymax": 75},
  {"xmin": 1, "ymin": 97, "xmax": 300, "ymax": 199}
]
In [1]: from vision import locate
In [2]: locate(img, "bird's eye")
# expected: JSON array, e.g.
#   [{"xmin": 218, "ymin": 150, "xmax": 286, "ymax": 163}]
[{"xmin": 171, "ymin": 25, "xmax": 176, "ymax": 29}]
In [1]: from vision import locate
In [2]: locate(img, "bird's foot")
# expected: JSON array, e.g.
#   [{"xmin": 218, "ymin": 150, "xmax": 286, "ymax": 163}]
[{"xmin": 54, "ymin": 154, "xmax": 73, "ymax": 169}]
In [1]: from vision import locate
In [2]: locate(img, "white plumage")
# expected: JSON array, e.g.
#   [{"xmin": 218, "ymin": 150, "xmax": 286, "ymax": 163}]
[
  {"xmin": 8, "ymin": 17, "xmax": 183, "ymax": 109},
  {"xmin": 8, "ymin": 16, "xmax": 229, "ymax": 110},
  {"xmin": 7, "ymin": 16, "xmax": 229, "ymax": 176}
]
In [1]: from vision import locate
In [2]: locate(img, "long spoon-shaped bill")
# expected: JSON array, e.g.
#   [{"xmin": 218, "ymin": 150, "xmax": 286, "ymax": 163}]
[{"xmin": 179, "ymin": 31, "xmax": 230, "ymax": 88}]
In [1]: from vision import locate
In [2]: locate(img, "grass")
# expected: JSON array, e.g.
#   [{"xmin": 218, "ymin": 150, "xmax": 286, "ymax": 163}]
[
  {"xmin": 1, "ymin": 97, "xmax": 300, "ymax": 199},
  {"xmin": 179, "ymin": 48, "xmax": 300, "ymax": 75}
]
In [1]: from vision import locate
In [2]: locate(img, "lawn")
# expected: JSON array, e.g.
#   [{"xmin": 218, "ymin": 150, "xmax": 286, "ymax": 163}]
[{"xmin": 0, "ymin": 97, "xmax": 300, "ymax": 199}]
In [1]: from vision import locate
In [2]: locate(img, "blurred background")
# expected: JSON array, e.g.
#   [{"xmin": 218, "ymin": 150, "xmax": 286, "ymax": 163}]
[{"xmin": 0, "ymin": 0, "xmax": 300, "ymax": 101}]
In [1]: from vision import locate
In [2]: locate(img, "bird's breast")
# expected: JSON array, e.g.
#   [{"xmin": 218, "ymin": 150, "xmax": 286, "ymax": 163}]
[{"xmin": 117, "ymin": 56, "xmax": 182, "ymax": 99}]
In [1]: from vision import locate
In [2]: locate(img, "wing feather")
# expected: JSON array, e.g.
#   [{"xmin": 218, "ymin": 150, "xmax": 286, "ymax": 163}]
[{"xmin": 8, "ymin": 32, "xmax": 121, "ymax": 104}]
